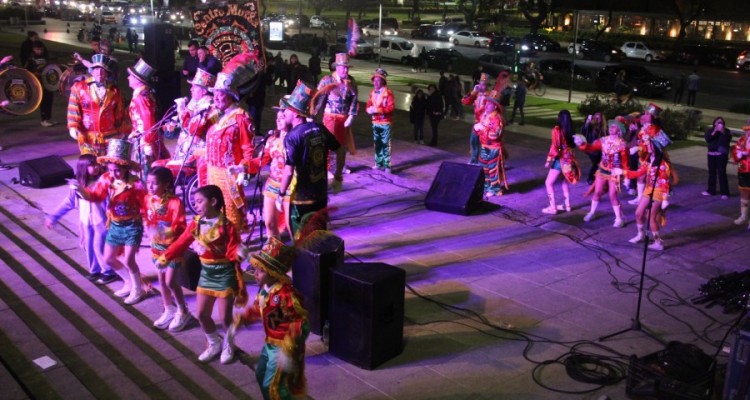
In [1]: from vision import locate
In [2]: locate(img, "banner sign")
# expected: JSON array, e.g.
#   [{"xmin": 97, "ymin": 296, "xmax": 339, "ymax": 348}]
[{"xmin": 191, "ymin": 1, "xmax": 265, "ymax": 68}]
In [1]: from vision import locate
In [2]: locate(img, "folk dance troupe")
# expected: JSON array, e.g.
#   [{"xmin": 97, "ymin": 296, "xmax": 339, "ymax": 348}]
[{"xmin": 37, "ymin": 40, "xmax": 750, "ymax": 398}]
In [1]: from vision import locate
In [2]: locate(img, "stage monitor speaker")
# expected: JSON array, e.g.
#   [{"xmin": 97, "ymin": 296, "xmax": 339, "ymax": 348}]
[
  {"xmin": 724, "ymin": 320, "xmax": 750, "ymax": 400},
  {"xmin": 18, "ymin": 155, "xmax": 74, "ymax": 188},
  {"xmin": 330, "ymin": 262, "xmax": 405, "ymax": 370},
  {"xmin": 292, "ymin": 231, "xmax": 344, "ymax": 335},
  {"xmin": 424, "ymin": 161, "xmax": 484, "ymax": 215},
  {"xmin": 143, "ymin": 23, "xmax": 176, "ymax": 71},
  {"xmin": 152, "ymin": 70, "xmax": 181, "ymax": 122}
]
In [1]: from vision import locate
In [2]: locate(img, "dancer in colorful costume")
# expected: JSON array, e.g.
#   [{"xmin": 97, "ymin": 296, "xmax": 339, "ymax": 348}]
[
  {"xmin": 127, "ymin": 59, "xmax": 169, "ymax": 178},
  {"xmin": 542, "ymin": 110, "xmax": 580, "ymax": 214},
  {"xmin": 627, "ymin": 103, "xmax": 662, "ymax": 205},
  {"xmin": 474, "ymin": 89, "xmax": 507, "ymax": 197},
  {"xmin": 461, "ymin": 72, "xmax": 490, "ymax": 165},
  {"xmin": 365, "ymin": 68, "xmax": 395, "ymax": 173}
]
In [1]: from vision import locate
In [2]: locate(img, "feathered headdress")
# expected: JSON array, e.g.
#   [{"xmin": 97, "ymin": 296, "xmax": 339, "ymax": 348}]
[{"xmin": 346, "ymin": 18, "xmax": 360, "ymax": 57}]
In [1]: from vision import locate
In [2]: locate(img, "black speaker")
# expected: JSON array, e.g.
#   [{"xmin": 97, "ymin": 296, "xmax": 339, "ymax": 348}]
[
  {"xmin": 152, "ymin": 70, "xmax": 181, "ymax": 122},
  {"xmin": 724, "ymin": 320, "xmax": 750, "ymax": 400},
  {"xmin": 330, "ymin": 262, "xmax": 405, "ymax": 370},
  {"xmin": 18, "ymin": 155, "xmax": 74, "ymax": 188},
  {"xmin": 143, "ymin": 23, "xmax": 176, "ymax": 71},
  {"xmin": 424, "ymin": 161, "xmax": 484, "ymax": 215},
  {"xmin": 292, "ymin": 231, "xmax": 344, "ymax": 335}
]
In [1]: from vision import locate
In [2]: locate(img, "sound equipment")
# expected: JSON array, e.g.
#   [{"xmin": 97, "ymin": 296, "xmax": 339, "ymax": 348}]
[
  {"xmin": 152, "ymin": 70, "xmax": 181, "ymax": 122},
  {"xmin": 18, "ymin": 155, "xmax": 74, "ymax": 188},
  {"xmin": 177, "ymin": 250, "xmax": 201, "ymax": 291},
  {"xmin": 724, "ymin": 319, "xmax": 750, "ymax": 400},
  {"xmin": 329, "ymin": 262, "xmax": 405, "ymax": 370},
  {"xmin": 424, "ymin": 162, "xmax": 484, "ymax": 215},
  {"xmin": 292, "ymin": 231, "xmax": 344, "ymax": 335},
  {"xmin": 143, "ymin": 23, "xmax": 176, "ymax": 71}
]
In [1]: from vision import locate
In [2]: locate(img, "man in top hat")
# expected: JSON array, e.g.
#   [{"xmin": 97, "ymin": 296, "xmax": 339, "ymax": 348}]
[
  {"xmin": 627, "ymin": 102, "xmax": 664, "ymax": 205},
  {"xmin": 154, "ymin": 68, "xmax": 216, "ymax": 186},
  {"xmin": 365, "ymin": 68, "xmax": 395, "ymax": 173},
  {"xmin": 278, "ymin": 80, "xmax": 344, "ymax": 240},
  {"xmin": 462, "ymin": 72, "xmax": 490, "ymax": 165},
  {"xmin": 67, "ymin": 54, "xmax": 129, "ymax": 156},
  {"xmin": 127, "ymin": 58, "xmax": 169, "ymax": 178},
  {"xmin": 474, "ymin": 89, "xmax": 507, "ymax": 197},
  {"xmin": 204, "ymin": 65, "xmax": 257, "ymax": 232},
  {"xmin": 315, "ymin": 53, "xmax": 358, "ymax": 181},
  {"xmin": 235, "ymin": 237, "xmax": 309, "ymax": 400}
]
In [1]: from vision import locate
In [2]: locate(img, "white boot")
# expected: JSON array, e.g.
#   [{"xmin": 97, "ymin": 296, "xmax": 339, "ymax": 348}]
[
  {"xmin": 124, "ymin": 272, "xmax": 146, "ymax": 305},
  {"xmin": 628, "ymin": 182, "xmax": 645, "ymax": 205},
  {"xmin": 153, "ymin": 305, "xmax": 176, "ymax": 329},
  {"xmin": 583, "ymin": 200, "xmax": 599, "ymax": 222},
  {"xmin": 542, "ymin": 192, "xmax": 557, "ymax": 214},
  {"xmin": 648, "ymin": 231, "xmax": 664, "ymax": 251},
  {"xmin": 735, "ymin": 200, "xmax": 749, "ymax": 225},
  {"xmin": 557, "ymin": 195, "xmax": 571, "ymax": 212},
  {"xmin": 199, "ymin": 332, "xmax": 222, "ymax": 362},
  {"xmin": 629, "ymin": 224, "xmax": 645, "ymax": 243},
  {"xmin": 612, "ymin": 205, "xmax": 624, "ymax": 228},
  {"xmin": 220, "ymin": 328, "xmax": 235, "ymax": 364}
]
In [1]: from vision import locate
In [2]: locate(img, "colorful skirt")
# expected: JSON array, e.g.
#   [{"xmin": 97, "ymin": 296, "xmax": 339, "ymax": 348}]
[
  {"xmin": 197, "ymin": 261, "xmax": 238, "ymax": 298},
  {"xmin": 106, "ymin": 219, "xmax": 143, "ymax": 247}
]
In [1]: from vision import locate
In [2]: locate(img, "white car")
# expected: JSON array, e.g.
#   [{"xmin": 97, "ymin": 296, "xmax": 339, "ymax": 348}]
[
  {"xmin": 621, "ymin": 41, "xmax": 665, "ymax": 62},
  {"xmin": 449, "ymin": 31, "xmax": 490, "ymax": 47},
  {"xmin": 378, "ymin": 37, "xmax": 416, "ymax": 64},
  {"xmin": 310, "ymin": 15, "xmax": 335, "ymax": 29},
  {"xmin": 361, "ymin": 23, "xmax": 397, "ymax": 37}
]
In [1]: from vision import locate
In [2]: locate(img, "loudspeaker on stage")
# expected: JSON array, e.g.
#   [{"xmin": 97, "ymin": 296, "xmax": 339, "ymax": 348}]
[
  {"xmin": 18, "ymin": 155, "xmax": 74, "ymax": 188},
  {"xmin": 330, "ymin": 262, "xmax": 405, "ymax": 370},
  {"xmin": 425, "ymin": 161, "xmax": 484, "ymax": 215}
]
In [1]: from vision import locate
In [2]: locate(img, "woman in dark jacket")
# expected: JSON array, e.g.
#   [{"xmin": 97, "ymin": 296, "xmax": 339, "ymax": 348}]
[
  {"xmin": 409, "ymin": 89, "xmax": 427, "ymax": 144},
  {"xmin": 703, "ymin": 116, "xmax": 733, "ymax": 198},
  {"xmin": 580, "ymin": 112, "xmax": 606, "ymax": 185},
  {"xmin": 426, "ymin": 84, "xmax": 444, "ymax": 146}
]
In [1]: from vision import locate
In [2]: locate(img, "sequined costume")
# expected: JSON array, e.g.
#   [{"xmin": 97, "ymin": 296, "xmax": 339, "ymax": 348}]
[
  {"xmin": 144, "ymin": 193, "xmax": 186, "ymax": 268},
  {"xmin": 85, "ymin": 172, "xmax": 147, "ymax": 246},
  {"xmin": 67, "ymin": 77, "xmax": 129, "ymax": 156},
  {"xmin": 129, "ymin": 86, "xmax": 169, "ymax": 176},
  {"xmin": 316, "ymin": 72, "xmax": 358, "ymax": 151},
  {"xmin": 462, "ymin": 86, "xmax": 488, "ymax": 164},
  {"xmin": 475, "ymin": 108, "xmax": 506, "ymax": 196},
  {"xmin": 580, "ymin": 135, "xmax": 629, "ymax": 187},
  {"xmin": 546, "ymin": 125, "xmax": 581, "ymax": 184},
  {"xmin": 365, "ymin": 86, "xmax": 395, "ymax": 170}
]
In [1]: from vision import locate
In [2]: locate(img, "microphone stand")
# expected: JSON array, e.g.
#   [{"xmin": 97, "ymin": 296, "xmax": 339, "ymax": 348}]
[
  {"xmin": 243, "ymin": 132, "xmax": 273, "ymax": 247},
  {"xmin": 600, "ymin": 149, "xmax": 665, "ymax": 345}
]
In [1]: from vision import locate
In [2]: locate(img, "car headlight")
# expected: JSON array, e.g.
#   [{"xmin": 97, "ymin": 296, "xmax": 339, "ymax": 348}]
[{"xmin": 521, "ymin": 45, "xmax": 529, "ymax": 51}]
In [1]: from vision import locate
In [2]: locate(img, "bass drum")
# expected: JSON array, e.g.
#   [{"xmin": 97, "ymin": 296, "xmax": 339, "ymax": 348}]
[
  {"xmin": 0, "ymin": 67, "xmax": 42, "ymax": 116},
  {"xmin": 58, "ymin": 63, "xmax": 89, "ymax": 97},
  {"xmin": 40, "ymin": 63, "xmax": 64, "ymax": 92}
]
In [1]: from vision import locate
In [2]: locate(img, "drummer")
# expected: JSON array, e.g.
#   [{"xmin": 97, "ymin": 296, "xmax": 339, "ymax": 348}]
[{"xmin": 24, "ymin": 41, "xmax": 57, "ymax": 127}]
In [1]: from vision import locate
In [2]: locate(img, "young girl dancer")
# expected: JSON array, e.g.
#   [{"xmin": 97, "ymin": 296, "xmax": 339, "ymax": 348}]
[
  {"xmin": 157, "ymin": 185, "xmax": 245, "ymax": 364},
  {"xmin": 144, "ymin": 167, "xmax": 191, "ymax": 331},
  {"xmin": 542, "ymin": 110, "xmax": 580, "ymax": 214},
  {"xmin": 45, "ymin": 154, "xmax": 113, "ymax": 282}
]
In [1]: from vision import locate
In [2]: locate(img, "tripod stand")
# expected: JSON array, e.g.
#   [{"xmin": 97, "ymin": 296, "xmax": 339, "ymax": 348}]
[
  {"xmin": 243, "ymin": 133, "xmax": 273, "ymax": 247},
  {"xmin": 599, "ymin": 150, "xmax": 666, "ymax": 345}
]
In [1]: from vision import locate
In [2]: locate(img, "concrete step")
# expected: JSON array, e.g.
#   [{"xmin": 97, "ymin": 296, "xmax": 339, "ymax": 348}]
[{"xmin": 0, "ymin": 204, "xmax": 258, "ymax": 399}]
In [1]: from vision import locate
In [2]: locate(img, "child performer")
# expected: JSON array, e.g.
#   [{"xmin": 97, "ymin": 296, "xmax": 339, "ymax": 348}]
[
  {"xmin": 157, "ymin": 185, "xmax": 246, "ymax": 364},
  {"xmin": 575, "ymin": 119, "xmax": 630, "ymax": 227},
  {"xmin": 542, "ymin": 110, "xmax": 580, "ymax": 214},
  {"xmin": 234, "ymin": 237, "xmax": 309, "ymax": 400},
  {"xmin": 144, "ymin": 167, "xmax": 191, "ymax": 331},
  {"xmin": 77, "ymin": 139, "xmax": 149, "ymax": 304},
  {"xmin": 474, "ymin": 89, "xmax": 507, "ymax": 197},
  {"xmin": 45, "ymin": 154, "xmax": 113, "ymax": 283}
]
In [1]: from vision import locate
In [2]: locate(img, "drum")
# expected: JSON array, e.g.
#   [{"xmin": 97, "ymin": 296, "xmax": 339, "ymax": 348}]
[
  {"xmin": 58, "ymin": 63, "xmax": 89, "ymax": 96},
  {"xmin": 40, "ymin": 63, "xmax": 64, "ymax": 92},
  {"xmin": 0, "ymin": 67, "xmax": 42, "ymax": 116}
]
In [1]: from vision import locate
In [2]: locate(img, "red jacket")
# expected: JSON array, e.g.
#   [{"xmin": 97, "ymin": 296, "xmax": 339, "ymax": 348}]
[
  {"xmin": 130, "ymin": 86, "xmax": 170, "ymax": 159},
  {"xmin": 144, "ymin": 193, "xmax": 186, "ymax": 255},
  {"xmin": 86, "ymin": 172, "xmax": 147, "ymax": 226},
  {"xmin": 365, "ymin": 87, "xmax": 395, "ymax": 125},
  {"xmin": 205, "ymin": 106, "xmax": 255, "ymax": 170},
  {"xmin": 67, "ymin": 78, "xmax": 129, "ymax": 139}
]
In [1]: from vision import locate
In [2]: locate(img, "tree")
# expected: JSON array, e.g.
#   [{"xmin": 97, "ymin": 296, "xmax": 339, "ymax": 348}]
[
  {"xmin": 667, "ymin": 0, "xmax": 710, "ymax": 41},
  {"xmin": 308, "ymin": 0, "xmax": 335, "ymax": 16},
  {"xmin": 592, "ymin": 9, "xmax": 614, "ymax": 40},
  {"xmin": 518, "ymin": 0, "xmax": 549, "ymax": 33}
]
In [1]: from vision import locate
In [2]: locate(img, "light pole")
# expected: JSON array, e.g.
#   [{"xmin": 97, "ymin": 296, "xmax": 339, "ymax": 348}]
[{"xmin": 298, "ymin": 0, "xmax": 302, "ymax": 36}]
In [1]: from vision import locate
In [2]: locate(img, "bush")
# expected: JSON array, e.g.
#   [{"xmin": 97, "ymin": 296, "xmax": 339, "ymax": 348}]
[
  {"xmin": 660, "ymin": 108, "xmax": 696, "ymax": 141},
  {"xmin": 577, "ymin": 94, "xmax": 642, "ymax": 120}
]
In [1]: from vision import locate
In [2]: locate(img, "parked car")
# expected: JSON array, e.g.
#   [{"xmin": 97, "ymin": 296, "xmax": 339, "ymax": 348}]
[
  {"xmin": 378, "ymin": 37, "xmax": 416, "ymax": 64},
  {"xmin": 567, "ymin": 38, "xmax": 584, "ymax": 54},
  {"xmin": 538, "ymin": 59, "xmax": 593, "ymax": 80},
  {"xmin": 522, "ymin": 33, "xmax": 561, "ymax": 52},
  {"xmin": 449, "ymin": 31, "xmax": 490, "ymax": 47},
  {"xmin": 620, "ymin": 41, "xmax": 665, "ymax": 62},
  {"xmin": 330, "ymin": 35, "xmax": 374, "ymax": 59},
  {"xmin": 738, "ymin": 50, "xmax": 750, "ymax": 72},
  {"xmin": 577, "ymin": 40, "xmax": 625, "ymax": 62},
  {"xmin": 309, "ymin": 15, "xmax": 335, "ymax": 29},
  {"xmin": 477, "ymin": 53, "xmax": 513, "ymax": 76},
  {"xmin": 423, "ymin": 48, "xmax": 463, "ymax": 70},
  {"xmin": 284, "ymin": 14, "xmax": 309, "ymax": 28},
  {"xmin": 491, "ymin": 36, "xmax": 536, "ymax": 56},
  {"xmin": 411, "ymin": 24, "xmax": 440, "ymax": 39},
  {"xmin": 436, "ymin": 23, "xmax": 468, "ymax": 40},
  {"xmin": 361, "ymin": 23, "xmax": 397, "ymax": 37},
  {"xmin": 595, "ymin": 65, "xmax": 672, "ymax": 98},
  {"xmin": 101, "ymin": 11, "xmax": 117, "ymax": 24}
]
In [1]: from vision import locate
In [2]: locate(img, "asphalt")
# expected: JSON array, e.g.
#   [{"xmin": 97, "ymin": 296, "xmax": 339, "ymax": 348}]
[{"xmin": 0, "ymin": 44, "xmax": 748, "ymax": 399}]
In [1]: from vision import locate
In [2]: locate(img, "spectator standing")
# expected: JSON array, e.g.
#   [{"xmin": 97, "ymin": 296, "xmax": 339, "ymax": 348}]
[
  {"xmin": 309, "ymin": 52, "xmax": 322, "ymax": 84},
  {"xmin": 197, "ymin": 46, "xmax": 222, "ymax": 76},
  {"xmin": 426, "ymin": 84, "xmax": 444, "ymax": 146},
  {"xmin": 286, "ymin": 54, "xmax": 300, "ymax": 93},
  {"xmin": 673, "ymin": 73, "xmax": 686, "ymax": 106},
  {"xmin": 687, "ymin": 69, "xmax": 700, "ymax": 106},
  {"xmin": 438, "ymin": 70, "xmax": 449, "ymax": 115},
  {"xmin": 703, "ymin": 117, "xmax": 732, "ymax": 198},
  {"xmin": 20, "ymin": 31, "xmax": 47, "ymax": 67},
  {"xmin": 509, "ymin": 79, "xmax": 527, "ymax": 125},
  {"xmin": 274, "ymin": 52, "xmax": 285, "ymax": 87},
  {"xmin": 410, "ymin": 89, "xmax": 427, "ymax": 144},
  {"xmin": 181, "ymin": 40, "xmax": 200, "ymax": 80},
  {"xmin": 25, "ymin": 41, "xmax": 57, "ymax": 127}
]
